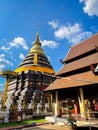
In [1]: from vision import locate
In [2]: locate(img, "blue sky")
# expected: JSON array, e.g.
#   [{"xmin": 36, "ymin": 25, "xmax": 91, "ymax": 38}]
[{"xmin": 0, "ymin": 0, "xmax": 98, "ymax": 90}]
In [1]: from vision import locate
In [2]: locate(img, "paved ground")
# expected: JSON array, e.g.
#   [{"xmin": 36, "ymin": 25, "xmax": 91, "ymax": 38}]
[
  {"xmin": 1, "ymin": 116, "xmax": 98, "ymax": 130},
  {"xmin": 0, "ymin": 123, "xmax": 73, "ymax": 130},
  {"xmin": 23, "ymin": 124, "xmax": 73, "ymax": 130},
  {"xmin": 0, "ymin": 124, "xmax": 73, "ymax": 130},
  {"xmin": 1, "ymin": 121, "xmax": 98, "ymax": 130}
]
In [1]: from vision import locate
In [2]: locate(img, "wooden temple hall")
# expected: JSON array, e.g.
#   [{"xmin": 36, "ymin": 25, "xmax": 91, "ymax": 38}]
[
  {"xmin": 0, "ymin": 33, "xmax": 55, "ymax": 117},
  {"xmin": 45, "ymin": 33, "xmax": 98, "ymax": 119}
]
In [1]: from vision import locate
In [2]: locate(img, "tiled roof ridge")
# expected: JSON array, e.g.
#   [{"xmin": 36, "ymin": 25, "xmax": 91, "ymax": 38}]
[
  {"xmin": 70, "ymin": 33, "xmax": 98, "ymax": 49},
  {"xmin": 63, "ymin": 33, "xmax": 98, "ymax": 62}
]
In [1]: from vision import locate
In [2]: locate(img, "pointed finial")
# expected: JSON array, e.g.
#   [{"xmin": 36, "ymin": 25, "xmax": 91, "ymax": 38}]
[
  {"xmin": 36, "ymin": 31, "xmax": 40, "ymax": 42},
  {"xmin": 35, "ymin": 23, "xmax": 40, "ymax": 43}
]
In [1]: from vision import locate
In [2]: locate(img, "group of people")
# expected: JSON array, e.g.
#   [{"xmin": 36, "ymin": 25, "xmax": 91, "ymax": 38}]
[
  {"xmin": 61, "ymin": 99, "xmax": 98, "ymax": 119},
  {"xmin": 85, "ymin": 99, "xmax": 98, "ymax": 118}
]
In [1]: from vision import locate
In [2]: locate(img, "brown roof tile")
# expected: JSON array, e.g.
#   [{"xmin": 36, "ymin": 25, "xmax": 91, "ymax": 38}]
[
  {"xmin": 45, "ymin": 71, "xmax": 98, "ymax": 91},
  {"xmin": 64, "ymin": 33, "xmax": 98, "ymax": 62},
  {"xmin": 57, "ymin": 52, "xmax": 98, "ymax": 75}
]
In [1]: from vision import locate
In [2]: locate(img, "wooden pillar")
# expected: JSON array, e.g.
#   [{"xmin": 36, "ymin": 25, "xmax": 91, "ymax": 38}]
[
  {"xmin": 50, "ymin": 93, "xmax": 53, "ymax": 106},
  {"xmin": 2, "ymin": 77, "xmax": 9, "ymax": 107},
  {"xmin": 54, "ymin": 90, "xmax": 59, "ymax": 116},
  {"xmin": 78, "ymin": 88, "xmax": 86, "ymax": 118}
]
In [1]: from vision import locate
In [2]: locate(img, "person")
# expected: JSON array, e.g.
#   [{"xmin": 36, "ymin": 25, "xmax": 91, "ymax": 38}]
[
  {"xmin": 89, "ymin": 99, "xmax": 95, "ymax": 118},
  {"xmin": 94, "ymin": 101, "xmax": 98, "ymax": 111},
  {"xmin": 85, "ymin": 100, "xmax": 90, "ymax": 119},
  {"xmin": 85, "ymin": 101, "xmax": 90, "ymax": 111},
  {"xmin": 74, "ymin": 102, "xmax": 79, "ymax": 115},
  {"xmin": 94, "ymin": 100, "xmax": 98, "ymax": 118}
]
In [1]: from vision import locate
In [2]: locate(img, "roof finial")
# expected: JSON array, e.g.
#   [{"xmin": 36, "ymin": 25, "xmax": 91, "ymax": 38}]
[{"xmin": 36, "ymin": 23, "xmax": 40, "ymax": 42}]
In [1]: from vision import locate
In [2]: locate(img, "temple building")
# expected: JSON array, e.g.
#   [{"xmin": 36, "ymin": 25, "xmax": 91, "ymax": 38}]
[
  {"xmin": 45, "ymin": 33, "xmax": 98, "ymax": 118},
  {"xmin": 0, "ymin": 33, "xmax": 55, "ymax": 118}
]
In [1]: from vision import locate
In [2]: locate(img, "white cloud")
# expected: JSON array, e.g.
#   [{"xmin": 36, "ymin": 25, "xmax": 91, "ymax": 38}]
[
  {"xmin": 55, "ymin": 23, "xmax": 81, "ymax": 39},
  {"xmin": 41, "ymin": 40, "xmax": 58, "ymax": 49},
  {"xmin": 0, "ymin": 64, "xmax": 6, "ymax": 71},
  {"xmin": 54, "ymin": 23, "xmax": 92, "ymax": 45},
  {"xmin": 48, "ymin": 20, "xmax": 59, "ymax": 29},
  {"xmin": 19, "ymin": 53, "xmax": 25, "ymax": 60},
  {"xmin": 0, "ymin": 54, "xmax": 5, "ymax": 58},
  {"xmin": 0, "ymin": 54, "xmax": 13, "ymax": 70},
  {"xmin": 9, "ymin": 37, "xmax": 29, "ymax": 50},
  {"xmin": 69, "ymin": 31, "xmax": 92, "ymax": 44},
  {"xmin": 1, "ymin": 46, "xmax": 10, "ymax": 51},
  {"xmin": 47, "ymin": 56, "xmax": 51, "ymax": 60},
  {"xmin": 90, "ymin": 26, "xmax": 98, "ymax": 33},
  {"xmin": 1, "ymin": 37, "xmax": 29, "ymax": 52},
  {"xmin": 80, "ymin": 0, "xmax": 85, "ymax": 2},
  {"xmin": 80, "ymin": 0, "xmax": 98, "ymax": 16}
]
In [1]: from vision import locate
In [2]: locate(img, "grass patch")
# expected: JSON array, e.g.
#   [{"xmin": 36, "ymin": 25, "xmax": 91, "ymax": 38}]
[
  {"xmin": 23, "ymin": 118, "xmax": 45, "ymax": 124},
  {"xmin": 0, "ymin": 118, "xmax": 45, "ymax": 128}
]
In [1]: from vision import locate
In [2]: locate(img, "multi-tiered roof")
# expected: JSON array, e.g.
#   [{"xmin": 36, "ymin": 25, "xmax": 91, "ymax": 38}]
[{"xmin": 45, "ymin": 33, "xmax": 98, "ymax": 91}]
